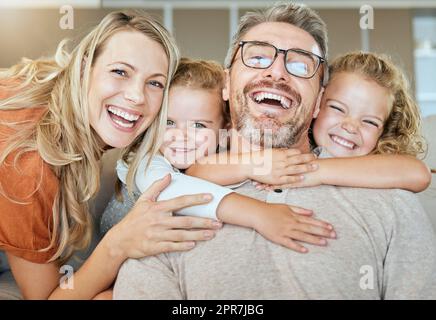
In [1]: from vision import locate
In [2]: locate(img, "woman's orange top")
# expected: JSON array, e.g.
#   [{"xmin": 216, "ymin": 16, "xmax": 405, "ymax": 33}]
[{"xmin": 0, "ymin": 86, "xmax": 59, "ymax": 263}]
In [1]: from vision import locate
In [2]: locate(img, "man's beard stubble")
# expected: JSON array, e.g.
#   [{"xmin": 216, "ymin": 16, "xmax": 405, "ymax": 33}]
[{"xmin": 231, "ymin": 80, "xmax": 310, "ymax": 149}]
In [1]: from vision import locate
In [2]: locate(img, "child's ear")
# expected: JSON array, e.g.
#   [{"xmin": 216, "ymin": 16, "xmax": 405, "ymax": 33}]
[
  {"xmin": 313, "ymin": 87, "xmax": 324, "ymax": 119},
  {"xmin": 222, "ymin": 69, "xmax": 230, "ymax": 101}
]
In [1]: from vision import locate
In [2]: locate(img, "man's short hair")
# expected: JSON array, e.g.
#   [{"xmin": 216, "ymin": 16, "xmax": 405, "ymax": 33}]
[{"xmin": 224, "ymin": 2, "xmax": 328, "ymax": 71}]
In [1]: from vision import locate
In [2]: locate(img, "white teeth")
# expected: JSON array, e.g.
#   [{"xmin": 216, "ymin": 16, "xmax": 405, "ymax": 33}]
[
  {"xmin": 112, "ymin": 118, "xmax": 134, "ymax": 128},
  {"xmin": 108, "ymin": 106, "xmax": 140, "ymax": 122},
  {"xmin": 331, "ymin": 135, "xmax": 355, "ymax": 149},
  {"xmin": 253, "ymin": 92, "xmax": 291, "ymax": 109}
]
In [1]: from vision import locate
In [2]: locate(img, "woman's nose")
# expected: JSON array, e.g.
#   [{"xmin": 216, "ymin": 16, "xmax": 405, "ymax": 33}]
[{"xmin": 124, "ymin": 83, "xmax": 145, "ymax": 105}]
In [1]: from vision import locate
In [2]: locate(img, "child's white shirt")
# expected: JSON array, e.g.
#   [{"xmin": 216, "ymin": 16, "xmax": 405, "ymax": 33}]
[{"xmin": 116, "ymin": 154, "xmax": 238, "ymax": 220}]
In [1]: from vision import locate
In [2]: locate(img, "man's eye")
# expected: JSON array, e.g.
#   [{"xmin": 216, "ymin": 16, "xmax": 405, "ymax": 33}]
[
  {"xmin": 193, "ymin": 122, "xmax": 207, "ymax": 129},
  {"xmin": 363, "ymin": 120, "xmax": 379, "ymax": 128},
  {"xmin": 149, "ymin": 80, "xmax": 165, "ymax": 89},
  {"xmin": 247, "ymin": 56, "xmax": 272, "ymax": 68},
  {"xmin": 329, "ymin": 105, "xmax": 344, "ymax": 113},
  {"xmin": 111, "ymin": 69, "xmax": 127, "ymax": 77}
]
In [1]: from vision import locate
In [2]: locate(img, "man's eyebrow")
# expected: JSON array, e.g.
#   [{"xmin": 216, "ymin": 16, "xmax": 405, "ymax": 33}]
[{"xmin": 108, "ymin": 62, "xmax": 167, "ymax": 78}]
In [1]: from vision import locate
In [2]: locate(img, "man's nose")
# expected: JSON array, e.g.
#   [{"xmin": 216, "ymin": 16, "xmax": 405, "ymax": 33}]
[{"xmin": 261, "ymin": 53, "xmax": 290, "ymax": 82}]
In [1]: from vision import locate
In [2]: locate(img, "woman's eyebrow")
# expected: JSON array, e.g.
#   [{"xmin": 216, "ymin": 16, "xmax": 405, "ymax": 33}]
[
  {"xmin": 108, "ymin": 62, "xmax": 167, "ymax": 78},
  {"xmin": 108, "ymin": 61, "xmax": 135, "ymax": 70},
  {"xmin": 150, "ymin": 72, "xmax": 167, "ymax": 79}
]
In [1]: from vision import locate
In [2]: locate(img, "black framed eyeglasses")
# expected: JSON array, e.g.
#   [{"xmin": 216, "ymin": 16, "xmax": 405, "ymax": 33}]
[{"xmin": 229, "ymin": 40, "xmax": 328, "ymax": 85}]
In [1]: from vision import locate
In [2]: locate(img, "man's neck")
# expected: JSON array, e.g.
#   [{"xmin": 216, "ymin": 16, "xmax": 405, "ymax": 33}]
[{"xmin": 229, "ymin": 129, "xmax": 312, "ymax": 154}]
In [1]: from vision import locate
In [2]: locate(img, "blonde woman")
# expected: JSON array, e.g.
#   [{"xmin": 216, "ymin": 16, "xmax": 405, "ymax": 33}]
[{"xmin": 0, "ymin": 10, "xmax": 220, "ymax": 299}]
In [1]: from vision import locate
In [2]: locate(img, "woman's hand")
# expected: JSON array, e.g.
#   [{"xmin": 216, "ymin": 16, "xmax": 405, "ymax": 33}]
[
  {"xmin": 246, "ymin": 148, "xmax": 318, "ymax": 186},
  {"xmin": 251, "ymin": 202, "xmax": 336, "ymax": 253},
  {"xmin": 105, "ymin": 174, "xmax": 222, "ymax": 261}
]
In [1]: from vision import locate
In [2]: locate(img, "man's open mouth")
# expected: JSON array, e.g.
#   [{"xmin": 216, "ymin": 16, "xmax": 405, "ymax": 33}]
[{"xmin": 250, "ymin": 91, "xmax": 294, "ymax": 109}]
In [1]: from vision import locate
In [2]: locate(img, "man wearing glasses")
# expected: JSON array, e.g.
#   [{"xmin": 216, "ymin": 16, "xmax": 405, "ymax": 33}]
[{"xmin": 114, "ymin": 3, "xmax": 436, "ymax": 299}]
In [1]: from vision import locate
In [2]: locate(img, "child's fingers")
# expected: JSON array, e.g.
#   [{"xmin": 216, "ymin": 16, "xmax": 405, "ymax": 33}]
[
  {"xmin": 288, "ymin": 231, "xmax": 328, "ymax": 246},
  {"xmin": 287, "ymin": 152, "xmax": 316, "ymax": 164},
  {"xmin": 288, "ymin": 205, "xmax": 313, "ymax": 216},
  {"xmin": 297, "ymin": 216, "xmax": 335, "ymax": 231},
  {"xmin": 296, "ymin": 221, "xmax": 336, "ymax": 238},
  {"xmin": 278, "ymin": 175, "xmax": 304, "ymax": 185},
  {"xmin": 278, "ymin": 237, "xmax": 308, "ymax": 253},
  {"xmin": 285, "ymin": 149, "xmax": 302, "ymax": 157},
  {"xmin": 284, "ymin": 163, "xmax": 318, "ymax": 175}
]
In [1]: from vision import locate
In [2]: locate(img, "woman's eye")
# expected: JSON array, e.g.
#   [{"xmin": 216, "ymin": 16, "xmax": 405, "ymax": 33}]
[
  {"xmin": 166, "ymin": 120, "xmax": 175, "ymax": 127},
  {"xmin": 111, "ymin": 69, "xmax": 127, "ymax": 77},
  {"xmin": 193, "ymin": 122, "xmax": 207, "ymax": 129},
  {"xmin": 329, "ymin": 105, "xmax": 344, "ymax": 113},
  {"xmin": 149, "ymin": 80, "xmax": 165, "ymax": 89},
  {"xmin": 363, "ymin": 120, "xmax": 379, "ymax": 128}
]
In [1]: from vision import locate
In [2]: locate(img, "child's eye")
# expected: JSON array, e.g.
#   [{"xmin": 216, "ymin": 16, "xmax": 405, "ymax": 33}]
[
  {"xmin": 193, "ymin": 122, "xmax": 207, "ymax": 129},
  {"xmin": 166, "ymin": 120, "xmax": 175, "ymax": 127},
  {"xmin": 111, "ymin": 69, "xmax": 127, "ymax": 77},
  {"xmin": 329, "ymin": 105, "xmax": 344, "ymax": 113},
  {"xmin": 363, "ymin": 120, "xmax": 379, "ymax": 128},
  {"xmin": 149, "ymin": 80, "xmax": 165, "ymax": 89}
]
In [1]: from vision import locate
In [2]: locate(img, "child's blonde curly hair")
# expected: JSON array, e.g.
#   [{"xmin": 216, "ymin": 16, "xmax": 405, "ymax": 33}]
[{"xmin": 329, "ymin": 51, "xmax": 426, "ymax": 157}]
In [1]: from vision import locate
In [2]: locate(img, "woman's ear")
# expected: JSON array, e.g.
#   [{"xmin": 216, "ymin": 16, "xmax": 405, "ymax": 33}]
[
  {"xmin": 222, "ymin": 69, "xmax": 230, "ymax": 101},
  {"xmin": 313, "ymin": 87, "xmax": 324, "ymax": 119}
]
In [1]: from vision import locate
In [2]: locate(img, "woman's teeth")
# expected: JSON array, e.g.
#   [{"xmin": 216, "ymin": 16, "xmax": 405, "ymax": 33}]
[
  {"xmin": 331, "ymin": 135, "xmax": 356, "ymax": 149},
  {"xmin": 112, "ymin": 118, "xmax": 134, "ymax": 128},
  {"xmin": 108, "ymin": 105, "xmax": 140, "ymax": 122}
]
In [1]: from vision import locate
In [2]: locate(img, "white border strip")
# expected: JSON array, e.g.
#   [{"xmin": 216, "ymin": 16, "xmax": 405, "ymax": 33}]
[
  {"xmin": 102, "ymin": 1, "xmax": 436, "ymax": 9},
  {"xmin": 3, "ymin": 0, "xmax": 436, "ymax": 9},
  {"xmin": 0, "ymin": 0, "xmax": 101, "ymax": 8}
]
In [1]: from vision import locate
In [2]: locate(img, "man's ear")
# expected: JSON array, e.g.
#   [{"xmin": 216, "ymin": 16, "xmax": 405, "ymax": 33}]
[
  {"xmin": 313, "ymin": 87, "xmax": 324, "ymax": 119},
  {"xmin": 222, "ymin": 69, "xmax": 230, "ymax": 101}
]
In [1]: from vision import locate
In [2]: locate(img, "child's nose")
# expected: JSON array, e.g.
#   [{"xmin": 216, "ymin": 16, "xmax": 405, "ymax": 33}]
[
  {"xmin": 341, "ymin": 118, "xmax": 358, "ymax": 134},
  {"xmin": 165, "ymin": 128, "xmax": 187, "ymax": 143}
]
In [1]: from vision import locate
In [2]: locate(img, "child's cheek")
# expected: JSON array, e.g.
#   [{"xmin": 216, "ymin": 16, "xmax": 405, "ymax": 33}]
[{"xmin": 195, "ymin": 130, "xmax": 219, "ymax": 157}]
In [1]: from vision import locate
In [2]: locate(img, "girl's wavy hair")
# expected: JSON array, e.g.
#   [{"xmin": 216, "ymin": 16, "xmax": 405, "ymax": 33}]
[
  {"xmin": 172, "ymin": 57, "xmax": 229, "ymax": 124},
  {"xmin": 0, "ymin": 10, "xmax": 180, "ymax": 264},
  {"xmin": 329, "ymin": 51, "xmax": 426, "ymax": 157}
]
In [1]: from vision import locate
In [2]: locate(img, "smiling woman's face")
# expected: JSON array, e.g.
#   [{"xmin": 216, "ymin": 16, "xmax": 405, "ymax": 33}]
[{"xmin": 88, "ymin": 30, "xmax": 169, "ymax": 148}]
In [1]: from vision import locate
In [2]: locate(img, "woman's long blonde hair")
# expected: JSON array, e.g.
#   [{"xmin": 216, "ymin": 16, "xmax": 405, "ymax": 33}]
[
  {"xmin": 0, "ymin": 10, "xmax": 180, "ymax": 264},
  {"xmin": 329, "ymin": 52, "xmax": 426, "ymax": 157}
]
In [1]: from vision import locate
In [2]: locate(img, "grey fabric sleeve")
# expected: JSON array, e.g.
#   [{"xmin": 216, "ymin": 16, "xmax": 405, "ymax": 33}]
[
  {"xmin": 113, "ymin": 255, "xmax": 183, "ymax": 300},
  {"xmin": 382, "ymin": 190, "xmax": 436, "ymax": 299}
]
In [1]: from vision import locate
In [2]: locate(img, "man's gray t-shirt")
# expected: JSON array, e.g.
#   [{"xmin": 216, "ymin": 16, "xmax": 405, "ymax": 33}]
[{"xmin": 113, "ymin": 158, "xmax": 436, "ymax": 299}]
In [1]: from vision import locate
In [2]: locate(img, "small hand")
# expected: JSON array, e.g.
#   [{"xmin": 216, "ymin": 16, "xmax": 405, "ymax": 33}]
[
  {"xmin": 252, "ymin": 203, "xmax": 336, "ymax": 253},
  {"xmin": 249, "ymin": 148, "xmax": 318, "ymax": 186}
]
